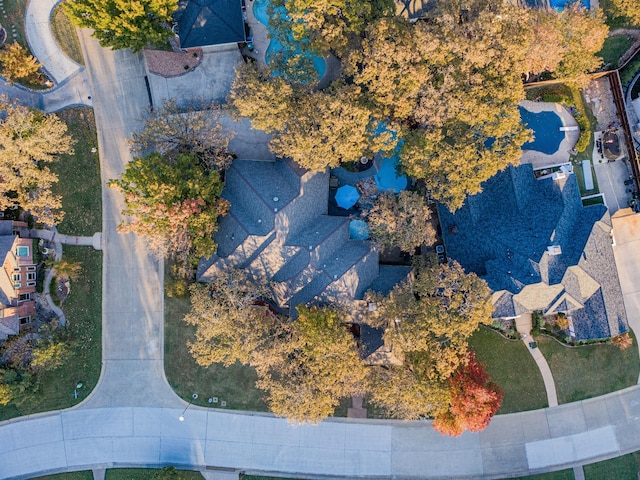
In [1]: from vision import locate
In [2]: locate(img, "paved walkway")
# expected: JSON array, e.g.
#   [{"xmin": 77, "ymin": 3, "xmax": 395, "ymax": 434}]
[
  {"xmin": 521, "ymin": 335, "xmax": 559, "ymax": 408},
  {"xmin": 24, "ymin": 0, "xmax": 82, "ymax": 84}
]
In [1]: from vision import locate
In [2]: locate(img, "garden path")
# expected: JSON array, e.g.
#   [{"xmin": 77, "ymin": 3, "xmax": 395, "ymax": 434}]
[{"xmin": 522, "ymin": 334, "xmax": 559, "ymax": 408}]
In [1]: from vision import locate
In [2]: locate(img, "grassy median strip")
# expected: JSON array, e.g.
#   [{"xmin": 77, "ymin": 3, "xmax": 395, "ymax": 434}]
[
  {"xmin": 50, "ymin": 3, "xmax": 84, "ymax": 66},
  {"xmin": 470, "ymin": 326, "xmax": 548, "ymax": 414},
  {"xmin": 537, "ymin": 333, "xmax": 640, "ymax": 404}
]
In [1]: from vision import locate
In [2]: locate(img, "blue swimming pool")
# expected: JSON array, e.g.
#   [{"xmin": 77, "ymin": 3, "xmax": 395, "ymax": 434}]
[
  {"xmin": 252, "ymin": 0, "xmax": 327, "ymax": 79},
  {"xmin": 518, "ymin": 106, "xmax": 565, "ymax": 155},
  {"xmin": 548, "ymin": 0, "xmax": 590, "ymax": 9}
]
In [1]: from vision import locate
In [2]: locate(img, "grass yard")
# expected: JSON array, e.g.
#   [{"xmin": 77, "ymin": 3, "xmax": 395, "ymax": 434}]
[
  {"xmin": 469, "ymin": 327, "xmax": 548, "ymax": 414},
  {"xmin": 2, "ymin": 0, "xmax": 28, "ymax": 48},
  {"xmin": 51, "ymin": 107, "xmax": 101, "ymax": 236},
  {"xmin": 599, "ymin": 35, "xmax": 636, "ymax": 69},
  {"xmin": 50, "ymin": 4, "xmax": 84, "ymax": 65},
  {"xmin": 620, "ymin": 52, "xmax": 640, "ymax": 87},
  {"xmin": 34, "ymin": 472, "xmax": 94, "ymax": 480},
  {"xmin": 536, "ymin": 333, "xmax": 640, "ymax": 404},
  {"xmin": 582, "ymin": 195, "xmax": 605, "ymax": 206},
  {"xmin": 516, "ymin": 470, "xmax": 575, "ymax": 480},
  {"xmin": 584, "ymin": 450, "xmax": 640, "ymax": 479},
  {"xmin": 106, "ymin": 468, "xmax": 204, "ymax": 480},
  {"xmin": 164, "ymin": 294, "xmax": 268, "ymax": 412}
]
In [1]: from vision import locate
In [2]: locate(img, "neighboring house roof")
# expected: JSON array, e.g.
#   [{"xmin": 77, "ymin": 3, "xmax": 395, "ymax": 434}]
[
  {"xmin": 438, "ymin": 164, "xmax": 628, "ymax": 340},
  {"xmin": 198, "ymin": 158, "xmax": 410, "ymax": 317},
  {"xmin": 174, "ymin": 0, "xmax": 246, "ymax": 48}
]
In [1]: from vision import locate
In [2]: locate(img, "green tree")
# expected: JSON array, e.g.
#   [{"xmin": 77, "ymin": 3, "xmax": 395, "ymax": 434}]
[
  {"xmin": 254, "ymin": 305, "xmax": 367, "ymax": 423},
  {"xmin": 0, "ymin": 95, "xmax": 74, "ymax": 225},
  {"xmin": 365, "ymin": 191, "xmax": 436, "ymax": 253},
  {"xmin": 64, "ymin": 0, "xmax": 176, "ymax": 52},
  {"xmin": 366, "ymin": 353, "xmax": 451, "ymax": 420},
  {"xmin": 231, "ymin": 65, "xmax": 395, "ymax": 171},
  {"xmin": 131, "ymin": 99, "xmax": 234, "ymax": 171},
  {"xmin": 608, "ymin": 0, "xmax": 640, "ymax": 25},
  {"xmin": 184, "ymin": 268, "xmax": 277, "ymax": 367},
  {"xmin": 555, "ymin": 5, "xmax": 608, "ymax": 84},
  {"xmin": 269, "ymin": 0, "xmax": 394, "ymax": 56},
  {"xmin": 366, "ymin": 260, "xmax": 492, "ymax": 380},
  {"xmin": 108, "ymin": 152, "xmax": 228, "ymax": 264},
  {"xmin": 0, "ymin": 370, "xmax": 12, "ymax": 406},
  {"xmin": 0, "ymin": 42, "xmax": 42, "ymax": 85},
  {"xmin": 47, "ymin": 259, "xmax": 82, "ymax": 282},
  {"xmin": 346, "ymin": 17, "xmax": 444, "ymax": 121}
]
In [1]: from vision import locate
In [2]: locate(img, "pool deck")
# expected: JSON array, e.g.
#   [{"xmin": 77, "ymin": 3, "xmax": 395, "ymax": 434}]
[
  {"xmin": 245, "ymin": 0, "xmax": 269, "ymax": 67},
  {"xmin": 519, "ymin": 100, "xmax": 580, "ymax": 169}
]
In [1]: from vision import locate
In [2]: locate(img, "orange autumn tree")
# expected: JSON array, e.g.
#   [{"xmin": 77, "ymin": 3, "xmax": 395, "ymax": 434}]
[{"xmin": 434, "ymin": 351, "xmax": 503, "ymax": 437}]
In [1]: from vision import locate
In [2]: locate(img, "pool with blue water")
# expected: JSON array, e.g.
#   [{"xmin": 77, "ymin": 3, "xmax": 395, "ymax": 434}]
[
  {"xmin": 252, "ymin": 0, "xmax": 326, "ymax": 79},
  {"xmin": 549, "ymin": 0, "xmax": 590, "ymax": 9},
  {"xmin": 518, "ymin": 106, "xmax": 565, "ymax": 155}
]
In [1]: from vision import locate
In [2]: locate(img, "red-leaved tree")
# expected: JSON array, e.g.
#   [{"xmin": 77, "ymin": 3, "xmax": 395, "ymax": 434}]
[{"xmin": 433, "ymin": 351, "xmax": 503, "ymax": 437}]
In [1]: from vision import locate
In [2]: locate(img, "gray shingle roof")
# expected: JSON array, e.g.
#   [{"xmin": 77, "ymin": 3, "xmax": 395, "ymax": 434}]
[
  {"xmin": 174, "ymin": 0, "xmax": 246, "ymax": 48},
  {"xmin": 198, "ymin": 158, "xmax": 402, "ymax": 316},
  {"xmin": 438, "ymin": 164, "xmax": 628, "ymax": 340}
]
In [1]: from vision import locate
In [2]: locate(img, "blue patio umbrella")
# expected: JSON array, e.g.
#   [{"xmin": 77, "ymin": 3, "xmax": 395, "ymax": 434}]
[
  {"xmin": 335, "ymin": 184, "xmax": 360, "ymax": 209},
  {"xmin": 349, "ymin": 220, "xmax": 370, "ymax": 240},
  {"xmin": 374, "ymin": 157, "xmax": 408, "ymax": 193}
]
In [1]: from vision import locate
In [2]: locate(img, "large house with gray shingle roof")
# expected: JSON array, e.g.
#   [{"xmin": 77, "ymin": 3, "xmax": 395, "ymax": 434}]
[
  {"xmin": 438, "ymin": 164, "xmax": 628, "ymax": 341},
  {"xmin": 197, "ymin": 158, "xmax": 411, "ymax": 317}
]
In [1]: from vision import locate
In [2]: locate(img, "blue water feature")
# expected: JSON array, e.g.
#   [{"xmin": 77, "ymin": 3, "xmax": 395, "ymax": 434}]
[
  {"xmin": 518, "ymin": 106, "xmax": 565, "ymax": 155},
  {"xmin": 252, "ymin": 0, "xmax": 326, "ymax": 79},
  {"xmin": 548, "ymin": 0, "xmax": 590, "ymax": 9},
  {"xmin": 372, "ymin": 122, "xmax": 408, "ymax": 193}
]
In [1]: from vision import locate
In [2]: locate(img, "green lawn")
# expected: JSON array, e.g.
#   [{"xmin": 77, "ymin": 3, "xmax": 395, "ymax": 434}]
[
  {"xmin": 34, "ymin": 472, "xmax": 94, "ymax": 480},
  {"xmin": 516, "ymin": 470, "xmax": 575, "ymax": 480},
  {"xmin": 584, "ymin": 450, "xmax": 640, "ymax": 479},
  {"xmin": 582, "ymin": 195, "xmax": 605, "ymax": 206},
  {"xmin": 620, "ymin": 53, "xmax": 640, "ymax": 86},
  {"xmin": 537, "ymin": 334, "xmax": 640, "ymax": 404},
  {"xmin": 164, "ymin": 294, "xmax": 268, "ymax": 412},
  {"xmin": 106, "ymin": 468, "xmax": 204, "ymax": 480},
  {"xmin": 51, "ymin": 107, "xmax": 101, "ymax": 236},
  {"xmin": 469, "ymin": 326, "xmax": 548, "ymax": 414},
  {"xmin": 599, "ymin": 35, "xmax": 636, "ymax": 69},
  {"xmin": 50, "ymin": 4, "xmax": 84, "ymax": 65},
  {"xmin": 2, "ymin": 0, "xmax": 28, "ymax": 48}
]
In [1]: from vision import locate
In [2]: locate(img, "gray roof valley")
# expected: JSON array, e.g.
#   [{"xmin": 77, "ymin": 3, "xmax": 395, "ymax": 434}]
[
  {"xmin": 438, "ymin": 164, "xmax": 628, "ymax": 340},
  {"xmin": 198, "ymin": 158, "xmax": 409, "ymax": 316}
]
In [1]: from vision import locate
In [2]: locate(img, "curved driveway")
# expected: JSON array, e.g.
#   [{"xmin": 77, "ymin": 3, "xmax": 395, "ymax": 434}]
[{"xmin": 2, "ymin": 12, "xmax": 640, "ymax": 480}]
